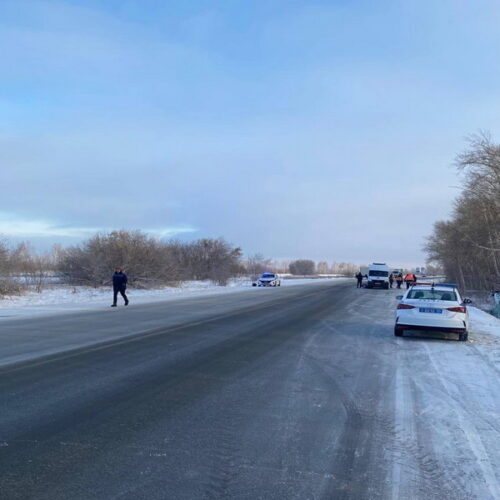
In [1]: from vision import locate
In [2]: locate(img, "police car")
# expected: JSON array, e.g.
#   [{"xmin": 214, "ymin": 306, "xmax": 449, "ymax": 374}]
[
  {"xmin": 252, "ymin": 272, "xmax": 281, "ymax": 287},
  {"xmin": 394, "ymin": 283, "xmax": 471, "ymax": 341}
]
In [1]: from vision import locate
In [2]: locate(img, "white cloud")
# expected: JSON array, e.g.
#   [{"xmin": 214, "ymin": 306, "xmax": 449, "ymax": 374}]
[
  {"xmin": 0, "ymin": 213, "xmax": 197, "ymax": 240},
  {"xmin": 147, "ymin": 226, "xmax": 198, "ymax": 238}
]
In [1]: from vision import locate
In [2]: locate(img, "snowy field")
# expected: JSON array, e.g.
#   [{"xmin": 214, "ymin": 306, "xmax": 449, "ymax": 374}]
[{"xmin": 0, "ymin": 277, "xmax": 347, "ymax": 318}]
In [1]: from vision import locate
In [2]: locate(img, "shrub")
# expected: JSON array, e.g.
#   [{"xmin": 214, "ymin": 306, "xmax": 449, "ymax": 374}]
[
  {"xmin": 289, "ymin": 259, "xmax": 316, "ymax": 276},
  {"xmin": 57, "ymin": 231, "xmax": 242, "ymax": 287}
]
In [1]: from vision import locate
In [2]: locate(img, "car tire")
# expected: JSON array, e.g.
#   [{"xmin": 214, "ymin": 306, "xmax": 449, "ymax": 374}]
[
  {"xmin": 394, "ymin": 326, "xmax": 403, "ymax": 337},
  {"xmin": 384, "ymin": 283, "xmax": 389, "ymax": 290},
  {"xmin": 459, "ymin": 331, "xmax": 468, "ymax": 342}
]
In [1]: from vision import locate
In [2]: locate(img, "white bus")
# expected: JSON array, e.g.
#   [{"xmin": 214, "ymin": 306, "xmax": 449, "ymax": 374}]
[{"xmin": 366, "ymin": 263, "xmax": 390, "ymax": 289}]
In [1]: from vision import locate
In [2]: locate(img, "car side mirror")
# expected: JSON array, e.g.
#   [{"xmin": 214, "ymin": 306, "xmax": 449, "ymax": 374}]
[
  {"xmin": 396, "ymin": 295, "xmax": 403, "ymax": 300},
  {"xmin": 463, "ymin": 298, "xmax": 472, "ymax": 304}
]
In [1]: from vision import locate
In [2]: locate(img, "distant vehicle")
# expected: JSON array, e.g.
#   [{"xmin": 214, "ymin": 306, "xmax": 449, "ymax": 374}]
[
  {"xmin": 394, "ymin": 283, "xmax": 471, "ymax": 341},
  {"xmin": 253, "ymin": 272, "xmax": 281, "ymax": 287},
  {"xmin": 392, "ymin": 269, "xmax": 403, "ymax": 276},
  {"xmin": 366, "ymin": 263, "xmax": 390, "ymax": 289}
]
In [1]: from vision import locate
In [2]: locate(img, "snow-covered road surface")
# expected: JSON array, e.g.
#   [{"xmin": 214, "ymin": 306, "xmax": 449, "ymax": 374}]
[{"xmin": 0, "ymin": 281, "xmax": 499, "ymax": 499}]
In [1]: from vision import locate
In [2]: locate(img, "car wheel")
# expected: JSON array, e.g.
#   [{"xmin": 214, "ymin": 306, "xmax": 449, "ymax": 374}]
[
  {"xmin": 394, "ymin": 326, "xmax": 403, "ymax": 337},
  {"xmin": 459, "ymin": 331, "xmax": 468, "ymax": 341},
  {"xmin": 384, "ymin": 283, "xmax": 389, "ymax": 289}
]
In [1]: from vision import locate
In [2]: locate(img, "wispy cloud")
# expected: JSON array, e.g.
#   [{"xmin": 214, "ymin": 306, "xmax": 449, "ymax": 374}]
[
  {"xmin": 0, "ymin": 213, "xmax": 197, "ymax": 240},
  {"xmin": 147, "ymin": 226, "xmax": 198, "ymax": 238}
]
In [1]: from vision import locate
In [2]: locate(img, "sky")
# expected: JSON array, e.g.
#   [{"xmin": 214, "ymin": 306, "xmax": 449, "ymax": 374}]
[{"xmin": 2, "ymin": 0, "xmax": 500, "ymax": 266}]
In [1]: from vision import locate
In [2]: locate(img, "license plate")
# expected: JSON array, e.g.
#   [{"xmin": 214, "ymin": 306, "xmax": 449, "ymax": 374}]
[{"xmin": 419, "ymin": 308, "xmax": 442, "ymax": 314}]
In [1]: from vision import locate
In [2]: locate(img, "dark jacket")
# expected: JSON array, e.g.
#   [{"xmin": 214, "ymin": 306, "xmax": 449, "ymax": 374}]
[{"xmin": 112, "ymin": 272, "xmax": 128, "ymax": 290}]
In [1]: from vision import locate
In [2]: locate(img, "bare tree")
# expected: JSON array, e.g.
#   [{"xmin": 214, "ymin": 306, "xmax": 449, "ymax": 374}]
[
  {"xmin": 331, "ymin": 261, "xmax": 359, "ymax": 276},
  {"xmin": 178, "ymin": 238, "xmax": 242, "ymax": 285},
  {"xmin": 244, "ymin": 254, "xmax": 273, "ymax": 279},
  {"xmin": 289, "ymin": 259, "xmax": 316, "ymax": 276},
  {"xmin": 8, "ymin": 242, "xmax": 56, "ymax": 293},
  {"xmin": 316, "ymin": 261, "xmax": 330, "ymax": 274},
  {"xmin": 0, "ymin": 238, "xmax": 22, "ymax": 296},
  {"xmin": 58, "ymin": 230, "xmax": 181, "ymax": 287},
  {"xmin": 426, "ymin": 132, "xmax": 500, "ymax": 290},
  {"xmin": 58, "ymin": 231, "xmax": 242, "ymax": 288}
]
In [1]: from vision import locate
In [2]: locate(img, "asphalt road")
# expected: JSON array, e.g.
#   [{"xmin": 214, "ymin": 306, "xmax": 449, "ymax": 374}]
[{"xmin": 1, "ymin": 281, "xmax": 500, "ymax": 499}]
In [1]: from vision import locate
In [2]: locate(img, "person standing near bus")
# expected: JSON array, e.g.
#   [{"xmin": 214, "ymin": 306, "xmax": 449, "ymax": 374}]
[
  {"xmin": 389, "ymin": 273, "xmax": 394, "ymax": 288},
  {"xmin": 404, "ymin": 272, "xmax": 416, "ymax": 289},
  {"xmin": 355, "ymin": 272, "xmax": 364, "ymax": 288},
  {"xmin": 396, "ymin": 273, "xmax": 403, "ymax": 289}
]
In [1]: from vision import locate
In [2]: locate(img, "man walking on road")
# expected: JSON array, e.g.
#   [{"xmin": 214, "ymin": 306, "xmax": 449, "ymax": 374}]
[
  {"xmin": 111, "ymin": 268, "xmax": 129, "ymax": 307},
  {"xmin": 355, "ymin": 272, "xmax": 364, "ymax": 288}
]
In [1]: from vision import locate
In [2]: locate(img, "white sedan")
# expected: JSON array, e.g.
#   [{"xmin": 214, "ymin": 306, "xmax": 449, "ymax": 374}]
[
  {"xmin": 253, "ymin": 272, "xmax": 281, "ymax": 287},
  {"xmin": 394, "ymin": 284, "xmax": 471, "ymax": 341}
]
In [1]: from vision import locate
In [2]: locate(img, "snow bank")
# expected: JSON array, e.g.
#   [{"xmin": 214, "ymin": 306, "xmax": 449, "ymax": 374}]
[{"xmin": 469, "ymin": 306, "xmax": 500, "ymax": 338}]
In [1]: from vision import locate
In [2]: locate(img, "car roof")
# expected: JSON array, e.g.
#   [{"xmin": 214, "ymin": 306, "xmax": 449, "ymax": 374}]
[
  {"xmin": 408, "ymin": 285, "xmax": 459, "ymax": 292},
  {"xmin": 410, "ymin": 286, "xmax": 452, "ymax": 290}
]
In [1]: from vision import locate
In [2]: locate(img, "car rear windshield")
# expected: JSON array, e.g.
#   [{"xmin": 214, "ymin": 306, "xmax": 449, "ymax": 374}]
[
  {"xmin": 407, "ymin": 289, "xmax": 458, "ymax": 301},
  {"xmin": 369, "ymin": 270, "xmax": 388, "ymax": 277}
]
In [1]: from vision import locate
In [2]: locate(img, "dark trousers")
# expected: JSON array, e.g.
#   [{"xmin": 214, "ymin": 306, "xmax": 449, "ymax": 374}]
[
  {"xmin": 356, "ymin": 279, "xmax": 363, "ymax": 288},
  {"xmin": 113, "ymin": 288, "xmax": 128, "ymax": 305},
  {"xmin": 389, "ymin": 280, "xmax": 394, "ymax": 288},
  {"xmin": 396, "ymin": 281, "xmax": 402, "ymax": 289}
]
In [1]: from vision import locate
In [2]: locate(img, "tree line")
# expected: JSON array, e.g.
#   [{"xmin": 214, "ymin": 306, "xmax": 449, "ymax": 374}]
[
  {"xmin": 0, "ymin": 231, "xmax": 361, "ymax": 297},
  {"xmin": 0, "ymin": 232, "xmax": 243, "ymax": 293},
  {"xmin": 55, "ymin": 231, "xmax": 244, "ymax": 287},
  {"xmin": 426, "ymin": 132, "xmax": 500, "ymax": 291}
]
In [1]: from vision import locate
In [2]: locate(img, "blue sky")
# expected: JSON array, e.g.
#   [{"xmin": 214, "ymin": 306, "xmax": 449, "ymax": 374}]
[{"xmin": 2, "ymin": 0, "xmax": 500, "ymax": 265}]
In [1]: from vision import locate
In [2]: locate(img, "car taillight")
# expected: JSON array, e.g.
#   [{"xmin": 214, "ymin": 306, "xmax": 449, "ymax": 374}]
[
  {"xmin": 447, "ymin": 306, "xmax": 467, "ymax": 313},
  {"xmin": 397, "ymin": 303, "xmax": 415, "ymax": 309}
]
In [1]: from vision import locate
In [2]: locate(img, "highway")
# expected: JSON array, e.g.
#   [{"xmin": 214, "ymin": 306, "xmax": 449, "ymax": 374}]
[{"xmin": 1, "ymin": 280, "xmax": 499, "ymax": 499}]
